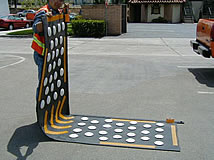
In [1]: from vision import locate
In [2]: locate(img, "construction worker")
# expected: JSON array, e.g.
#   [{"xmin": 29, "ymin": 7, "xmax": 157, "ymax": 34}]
[{"xmin": 32, "ymin": 0, "xmax": 64, "ymax": 101}]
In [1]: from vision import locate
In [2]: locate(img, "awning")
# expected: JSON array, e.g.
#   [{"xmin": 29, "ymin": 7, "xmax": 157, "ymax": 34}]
[{"xmin": 128, "ymin": 0, "xmax": 186, "ymax": 4}]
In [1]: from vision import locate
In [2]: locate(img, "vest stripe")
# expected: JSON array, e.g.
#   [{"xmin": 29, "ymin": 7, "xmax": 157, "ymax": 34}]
[{"xmin": 31, "ymin": 5, "xmax": 50, "ymax": 56}]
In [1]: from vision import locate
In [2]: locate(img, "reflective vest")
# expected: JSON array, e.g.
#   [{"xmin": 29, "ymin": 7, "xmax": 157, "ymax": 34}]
[{"xmin": 31, "ymin": 5, "xmax": 50, "ymax": 56}]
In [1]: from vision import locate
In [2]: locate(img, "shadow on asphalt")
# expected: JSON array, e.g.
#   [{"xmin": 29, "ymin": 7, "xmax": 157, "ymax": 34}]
[
  {"xmin": 7, "ymin": 122, "xmax": 51, "ymax": 160},
  {"xmin": 188, "ymin": 68, "xmax": 214, "ymax": 87}
]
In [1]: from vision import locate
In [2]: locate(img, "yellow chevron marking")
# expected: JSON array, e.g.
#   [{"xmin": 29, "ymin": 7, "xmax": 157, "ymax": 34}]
[
  {"xmin": 171, "ymin": 125, "xmax": 178, "ymax": 146},
  {"xmin": 100, "ymin": 141, "xmax": 156, "ymax": 149},
  {"xmin": 112, "ymin": 118, "xmax": 156, "ymax": 124},
  {"xmin": 44, "ymin": 110, "xmax": 68, "ymax": 135},
  {"xmin": 55, "ymin": 100, "xmax": 73, "ymax": 124},
  {"xmin": 38, "ymin": 48, "xmax": 48, "ymax": 102},
  {"xmin": 64, "ymin": 36, "xmax": 67, "ymax": 83},
  {"xmin": 47, "ymin": 14, "xmax": 63, "ymax": 22},
  {"xmin": 59, "ymin": 96, "xmax": 74, "ymax": 120},
  {"xmin": 50, "ymin": 105, "xmax": 72, "ymax": 129}
]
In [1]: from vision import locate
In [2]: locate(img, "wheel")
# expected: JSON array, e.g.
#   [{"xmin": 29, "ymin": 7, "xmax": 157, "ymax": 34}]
[
  {"xmin": 26, "ymin": 23, "xmax": 30, "ymax": 28},
  {"xmin": 8, "ymin": 24, "xmax": 13, "ymax": 30}
]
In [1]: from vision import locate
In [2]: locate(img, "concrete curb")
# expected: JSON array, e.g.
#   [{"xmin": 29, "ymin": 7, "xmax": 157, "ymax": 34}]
[{"xmin": 0, "ymin": 28, "xmax": 33, "ymax": 38}]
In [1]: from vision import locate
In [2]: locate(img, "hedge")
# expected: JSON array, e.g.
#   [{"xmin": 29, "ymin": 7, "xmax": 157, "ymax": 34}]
[
  {"xmin": 152, "ymin": 17, "xmax": 168, "ymax": 23},
  {"xmin": 69, "ymin": 19, "xmax": 106, "ymax": 37}
]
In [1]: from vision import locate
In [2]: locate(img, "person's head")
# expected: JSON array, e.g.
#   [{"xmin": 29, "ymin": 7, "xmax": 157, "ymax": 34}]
[{"xmin": 49, "ymin": 0, "xmax": 64, "ymax": 10}]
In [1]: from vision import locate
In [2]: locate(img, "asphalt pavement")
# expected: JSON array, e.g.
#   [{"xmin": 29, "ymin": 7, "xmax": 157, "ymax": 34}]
[{"xmin": 0, "ymin": 23, "xmax": 214, "ymax": 160}]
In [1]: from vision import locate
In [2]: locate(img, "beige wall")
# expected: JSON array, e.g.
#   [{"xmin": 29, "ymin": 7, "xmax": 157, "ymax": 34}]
[
  {"xmin": 191, "ymin": 1, "xmax": 203, "ymax": 21},
  {"xmin": 147, "ymin": 4, "xmax": 164, "ymax": 22},
  {"xmin": 164, "ymin": 4, "xmax": 172, "ymax": 22},
  {"xmin": 172, "ymin": 4, "xmax": 181, "ymax": 23},
  {"xmin": 81, "ymin": 4, "xmax": 123, "ymax": 35},
  {"xmin": 141, "ymin": 4, "xmax": 147, "ymax": 22}
]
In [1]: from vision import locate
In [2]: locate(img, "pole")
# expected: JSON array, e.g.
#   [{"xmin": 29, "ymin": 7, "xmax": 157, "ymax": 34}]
[{"xmin": 105, "ymin": 1, "xmax": 108, "ymax": 36}]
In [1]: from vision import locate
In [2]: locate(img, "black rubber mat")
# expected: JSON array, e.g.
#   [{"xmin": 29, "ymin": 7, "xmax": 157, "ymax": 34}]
[{"xmin": 36, "ymin": 13, "xmax": 181, "ymax": 152}]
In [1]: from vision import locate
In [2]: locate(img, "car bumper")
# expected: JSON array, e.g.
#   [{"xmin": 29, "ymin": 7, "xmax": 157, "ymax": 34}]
[{"xmin": 190, "ymin": 40, "xmax": 211, "ymax": 58}]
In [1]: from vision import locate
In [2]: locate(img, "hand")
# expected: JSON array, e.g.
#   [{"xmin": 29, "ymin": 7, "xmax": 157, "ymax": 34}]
[
  {"xmin": 36, "ymin": 22, "xmax": 43, "ymax": 32},
  {"xmin": 46, "ymin": 11, "xmax": 53, "ymax": 17}
]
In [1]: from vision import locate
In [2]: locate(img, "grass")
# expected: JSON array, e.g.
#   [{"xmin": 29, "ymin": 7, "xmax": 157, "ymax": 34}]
[
  {"xmin": 7, "ymin": 24, "xmax": 73, "ymax": 36},
  {"xmin": 7, "ymin": 29, "xmax": 34, "ymax": 35}
]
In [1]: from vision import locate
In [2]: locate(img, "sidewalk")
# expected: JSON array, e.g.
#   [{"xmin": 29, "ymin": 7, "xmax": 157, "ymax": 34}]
[{"xmin": 0, "ymin": 28, "xmax": 32, "ymax": 37}]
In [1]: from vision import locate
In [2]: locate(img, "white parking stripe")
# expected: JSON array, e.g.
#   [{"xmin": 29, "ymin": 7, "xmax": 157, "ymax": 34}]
[
  {"xmin": 177, "ymin": 66, "xmax": 214, "ymax": 68},
  {"xmin": 197, "ymin": 91, "xmax": 214, "ymax": 94},
  {"xmin": 0, "ymin": 55, "xmax": 25, "ymax": 69}
]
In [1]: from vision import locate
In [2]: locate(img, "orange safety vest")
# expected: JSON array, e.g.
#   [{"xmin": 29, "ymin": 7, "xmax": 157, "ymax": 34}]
[{"xmin": 31, "ymin": 5, "xmax": 50, "ymax": 56}]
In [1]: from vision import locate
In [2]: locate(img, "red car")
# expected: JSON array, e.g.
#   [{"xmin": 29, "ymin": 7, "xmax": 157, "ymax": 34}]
[{"xmin": 0, "ymin": 14, "xmax": 31, "ymax": 30}]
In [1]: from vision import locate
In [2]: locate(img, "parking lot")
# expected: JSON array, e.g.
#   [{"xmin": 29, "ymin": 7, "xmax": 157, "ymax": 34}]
[{"xmin": 0, "ymin": 23, "xmax": 214, "ymax": 160}]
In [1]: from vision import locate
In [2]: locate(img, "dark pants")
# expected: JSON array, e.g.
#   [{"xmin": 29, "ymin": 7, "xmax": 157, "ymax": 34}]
[{"xmin": 33, "ymin": 51, "xmax": 44, "ymax": 100}]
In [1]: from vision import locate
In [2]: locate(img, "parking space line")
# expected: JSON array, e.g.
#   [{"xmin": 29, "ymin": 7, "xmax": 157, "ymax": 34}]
[
  {"xmin": 177, "ymin": 66, "xmax": 214, "ymax": 68},
  {"xmin": 197, "ymin": 91, "xmax": 214, "ymax": 94},
  {"xmin": 0, "ymin": 55, "xmax": 25, "ymax": 69}
]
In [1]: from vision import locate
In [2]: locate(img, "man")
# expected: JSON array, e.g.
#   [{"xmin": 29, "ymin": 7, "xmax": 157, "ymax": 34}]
[{"xmin": 32, "ymin": 0, "xmax": 64, "ymax": 101}]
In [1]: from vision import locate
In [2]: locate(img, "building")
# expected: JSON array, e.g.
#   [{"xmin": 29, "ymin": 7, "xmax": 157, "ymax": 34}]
[
  {"xmin": 183, "ymin": 0, "xmax": 214, "ymax": 22},
  {"xmin": 128, "ymin": 0, "xmax": 186, "ymax": 23},
  {"xmin": 0, "ymin": 0, "xmax": 10, "ymax": 16}
]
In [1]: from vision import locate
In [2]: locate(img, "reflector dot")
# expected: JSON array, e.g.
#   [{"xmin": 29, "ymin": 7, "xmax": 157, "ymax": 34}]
[
  {"xmin": 69, "ymin": 134, "xmax": 78, "ymax": 138},
  {"xmin": 143, "ymin": 124, "xmax": 152, "ymax": 129},
  {"xmin": 84, "ymin": 132, "xmax": 94, "ymax": 137},
  {"xmin": 53, "ymin": 61, "xmax": 56, "ymax": 70},
  {"xmin": 48, "ymin": 64, "xmax": 52, "ymax": 73},
  {"xmin": 44, "ymin": 77, "xmax": 48, "ymax": 86},
  {"xmin": 62, "ymin": 22, "xmax": 65, "ymax": 31},
  {"xmin": 73, "ymin": 128, "xmax": 82, "ymax": 133},
  {"xmin": 48, "ymin": 27, "xmax": 52, "ymax": 37},
  {"xmin": 141, "ymin": 136, "xmax": 150, "ymax": 141},
  {"xmin": 45, "ymin": 86, "xmax": 49, "ymax": 95},
  {"xmin": 53, "ymin": 25, "xmax": 56, "ymax": 35},
  {"xmin": 60, "ymin": 88, "xmax": 64, "ymax": 96},
  {"xmin": 58, "ymin": 58, "xmax": 61, "ymax": 66},
  {"xmin": 81, "ymin": 117, "xmax": 88, "ymax": 121},
  {"xmin": 51, "ymin": 83, "xmax": 54, "ymax": 92},
  {"xmin": 47, "ymin": 96, "xmax": 51, "ymax": 104},
  {"xmin": 40, "ymin": 100, "xmax": 45, "ymax": 109},
  {"xmin": 154, "ymin": 141, "xmax": 164, "ymax": 146},
  {"xmin": 50, "ymin": 40, "xmax": 54, "ymax": 50},
  {"xmin": 126, "ymin": 138, "xmax": 135, "ymax": 143},
  {"xmin": 78, "ymin": 122, "xmax": 86, "ymax": 126},
  {"xmin": 56, "ymin": 49, "xmax": 59, "ymax": 57},
  {"xmin": 99, "ymin": 130, "xmax": 108, "ymax": 135},
  {"xmin": 52, "ymin": 51, "xmax": 55, "ymax": 60},
  {"xmin": 60, "ymin": 68, "xmax": 64, "ymax": 76},
  {"xmin": 91, "ymin": 120, "xmax": 99, "ymax": 124},
  {"xmin": 54, "ymin": 71, "xmax": 58, "ymax": 80},
  {"xmin": 99, "ymin": 137, "xmax": 108, "ymax": 141},
  {"xmin": 49, "ymin": 74, "xmax": 53, "ymax": 83},
  {"xmin": 58, "ymin": 23, "xmax": 61, "ymax": 32},
  {"xmin": 47, "ymin": 53, "xmax": 51, "ymax": 62},
  {"xmin": 60, "ymin": 47, "xmax": 64, "ymax": 55},
  {"xmin": 57, "ymin": 80, "xmax": 61, "ymax": 88},
  {"xmin": 55, "ymin": 38, "xmax": 58, "ymax": 47},
  {"xmin": 60, "ymin": 36, "xmax": 63, "ymax": 44},
  {"xmin": 54, "ymin": 92, "xmax": 58, "ymax": 100},
  {"xmin": 113, "ymin": 135, "xmax": 122, "ymax": 139}
]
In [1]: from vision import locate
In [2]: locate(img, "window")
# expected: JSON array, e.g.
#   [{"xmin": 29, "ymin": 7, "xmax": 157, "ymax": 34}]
[{"xmin": 151, "ymin": 4, "xmax": 160, "ymax": 14}]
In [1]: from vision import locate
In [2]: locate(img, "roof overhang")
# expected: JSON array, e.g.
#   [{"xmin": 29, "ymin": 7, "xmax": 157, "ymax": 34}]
[{"xmin": 128, "ymin": 0, "xmax": 186, "ymax": 4}]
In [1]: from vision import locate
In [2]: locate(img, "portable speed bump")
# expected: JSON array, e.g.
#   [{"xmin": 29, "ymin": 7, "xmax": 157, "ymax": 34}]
[{"xmin": 36, "ymin": 11, "xmax": 183, "ymax": 152}]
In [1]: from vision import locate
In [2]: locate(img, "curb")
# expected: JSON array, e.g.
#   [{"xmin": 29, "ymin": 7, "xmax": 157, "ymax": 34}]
[
  {"xmin": 0, "ymin": 34, "xmax": 33, "ymax": 38},
  {"xmin": 0, "ymin": 28, "xmax": 33, "ymax": 38}
]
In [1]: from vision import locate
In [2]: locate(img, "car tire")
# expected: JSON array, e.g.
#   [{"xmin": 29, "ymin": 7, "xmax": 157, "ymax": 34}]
[
  {"xmin": 26, "ymin": 23, "xmax": 30, "ymax": 28},
  {"xmin": 8, "ymin": 24, "xmax": 13, "ymax": 30}
]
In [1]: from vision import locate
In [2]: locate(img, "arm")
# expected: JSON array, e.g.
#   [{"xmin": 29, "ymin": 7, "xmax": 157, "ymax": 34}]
[{"xmin": 33, "ymin": 10, "xmax": 52, "ymax": 33}]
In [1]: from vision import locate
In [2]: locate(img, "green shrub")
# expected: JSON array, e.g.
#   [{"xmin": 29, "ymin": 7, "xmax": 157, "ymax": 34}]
[
  {"xmin": 70, "ymin": 19, "xmax": 105, "ymax": 37},
  {"xmin": 152, "ymin": 17, "xmax": 168, "ymax": 23},
  {"xmin": 7, "ymin": 29, "xmax": 33, "ymax": 35}
]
